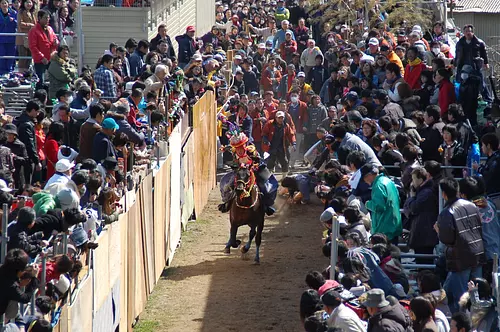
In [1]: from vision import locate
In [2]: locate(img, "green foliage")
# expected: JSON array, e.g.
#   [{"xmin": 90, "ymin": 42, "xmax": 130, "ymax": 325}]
[{"xmin": 308, "ymin": 0, "xmax": 433, "ymax": 31}]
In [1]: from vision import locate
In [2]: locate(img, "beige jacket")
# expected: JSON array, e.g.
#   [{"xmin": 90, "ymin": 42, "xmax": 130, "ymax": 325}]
[{"xmin": 327, "ymin": 304, "xmax": 367, "ymax": 332}]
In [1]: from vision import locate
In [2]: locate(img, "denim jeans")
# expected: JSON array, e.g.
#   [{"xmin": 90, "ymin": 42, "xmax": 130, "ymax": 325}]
[
  {"xmin": 443, "ymin": 265, "xmax": 483, "ymax": 314},
  {"xmin": 34, "ymin": 62, "xmax": 49, "ymax": 89}
]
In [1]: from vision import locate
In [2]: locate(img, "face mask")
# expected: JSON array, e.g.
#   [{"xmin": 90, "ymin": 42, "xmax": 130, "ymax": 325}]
[
  {"xmin": 291, "ymin": 96, "xmax": 298, "ymax": 103},
  {"xmin": 432, "ymin": 48, "xmax": 440, "ymax": 54},
  {"xmin": 461, "ymin": 73, "xmax": 469, "ymax": 81},
  {"xmin": 67, "ymin": 96, "xmax": 73, "ymax": 104},
  {"xmin": 266, "ymin": 46, "xmax": 272, "ymax": 51},
  {"xmin": 79, "ymin": 186, "xmax": 87, "ymax": 196}
]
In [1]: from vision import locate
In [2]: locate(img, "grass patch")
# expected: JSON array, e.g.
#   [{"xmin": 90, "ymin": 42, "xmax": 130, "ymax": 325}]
[{"xmin": 134, "ymin": 320, "xmax": 160, "ymax": 332}]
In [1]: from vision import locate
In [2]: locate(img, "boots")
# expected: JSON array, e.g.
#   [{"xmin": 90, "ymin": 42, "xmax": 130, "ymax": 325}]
[{"xmin": 218, "ymin": 202, "xmax": 230, "ymax": 213}]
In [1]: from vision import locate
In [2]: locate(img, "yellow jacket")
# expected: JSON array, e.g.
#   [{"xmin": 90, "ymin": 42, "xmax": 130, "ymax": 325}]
[{"xmin": 387, "ymin": 51, "xmax": 405, "ymax": 76}]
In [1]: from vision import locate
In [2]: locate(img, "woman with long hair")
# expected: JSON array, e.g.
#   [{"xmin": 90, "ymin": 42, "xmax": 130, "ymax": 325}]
[
  {"xmin": 43, "ymin": 121, "xmax": 64, "ymax": 179},
  {"xmin": 16, "ymin": 0, "xmax": 36, "ymax": 72},
  {"xmin": 410, "ymin": 296, "xmax": 439, "ymax": 332}
]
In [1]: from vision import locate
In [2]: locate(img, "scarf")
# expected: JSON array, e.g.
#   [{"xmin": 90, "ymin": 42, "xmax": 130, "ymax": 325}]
[
  {"xmin": 408, "ymin": 58, "xmax": 422, "ymax": 67},
  {"xmin": 472, "ymin": 196, "xmax": 488, "ymax": 208}
]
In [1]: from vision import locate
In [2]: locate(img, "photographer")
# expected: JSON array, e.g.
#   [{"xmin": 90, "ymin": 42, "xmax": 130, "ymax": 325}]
[
  {"xmin": 7, "ymin": 207, "xmax": 47, "ymax": 258},
  {"xmin": 0, "ymin": 249, "xmax": 40, "ymax": 316}
]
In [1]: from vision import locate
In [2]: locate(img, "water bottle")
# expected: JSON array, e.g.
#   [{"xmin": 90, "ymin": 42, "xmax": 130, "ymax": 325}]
[{"xmin": 467, "ymin": 142, "xmax": 480, "ymax": 176}]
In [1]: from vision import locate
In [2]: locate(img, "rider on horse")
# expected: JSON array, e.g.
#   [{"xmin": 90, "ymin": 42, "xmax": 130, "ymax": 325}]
[{"xmin": 218, "ymin": 132, "xmax": 278, "ymax": 216}]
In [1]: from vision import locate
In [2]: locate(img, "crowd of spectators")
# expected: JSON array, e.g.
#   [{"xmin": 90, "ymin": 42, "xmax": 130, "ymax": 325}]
[
  {"xmin": 0, "ymin": 0, "xmax": 499, "ymax": 330},
  {"xmin": 206, "ymin": 1, "xmax": 499, "ymax": 331}
]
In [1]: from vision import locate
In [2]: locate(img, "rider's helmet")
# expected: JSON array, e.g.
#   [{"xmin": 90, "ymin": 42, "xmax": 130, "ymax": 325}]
[{"xmin": 229, "ymin": 132, "xmax": 249, "ymax": 149}]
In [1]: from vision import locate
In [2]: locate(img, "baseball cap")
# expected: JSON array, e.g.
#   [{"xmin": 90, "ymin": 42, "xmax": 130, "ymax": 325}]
[
  {"xmin": 55, "ymin": 159, "xmax": 75, "ymax": 173},
  {"xmin": 285, "ymin": 31, "xmax": 292, "ymax": 35},
  {"xmin": 186, "ymin": 25, "xmax": 195, "ymax": 33},
  {"xmin": 275, "ymin": 111, "xmax": 285, "ymax": 118},
  {"xmin": 0, "ymin": 179, "xmax": 12, "ymax": 192},
  {"xmin": 345, "ymin": 91, "xmax": 358, "ymax": 101},
  {"xmin": 368, "ymin": 38, "xmax": 379, "ymax": 46},
  {"xmin": 347, "ymin": 110, "xmax": 363, "ymax": 122},
  {"xmin": 318, "ymin": 279, "xmax": 341, "ymax": 296},
  {"xmin": 321, "ymin": 289, "xmax": 342, "ymax": 307},
  {"xmin": 235, "ymin": 69, "xmax": 244, "ymax": 75},
  {"xmin": 297, "ymin": 71, "xmax": 306, "ymax": 78},
  {"xmin": 258, "ymin": 43, "xmax": 265, "ymax": 49},
  {"xmin": 192, "ymin": 54, "xmax": 202, "ymax": 61},
  {"xmin": 380, "ymin": 45, "xmax": 390, "ymax": 52},
  {"xmin": 234, "ymin": 54, "xmax": 242, "ymax": 60},
  {"xmin": 319, "ymin": 207, "xmax": 335, "ymax": 223},
  {"xmin": 101, "ymin": 118, "xmax": 119, "ymax": 130}
]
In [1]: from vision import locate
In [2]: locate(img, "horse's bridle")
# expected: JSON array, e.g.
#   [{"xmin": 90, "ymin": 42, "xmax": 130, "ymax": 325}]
[{"xmin": 235, "ymin": 169, "xmax": 259, "ymax": 209}]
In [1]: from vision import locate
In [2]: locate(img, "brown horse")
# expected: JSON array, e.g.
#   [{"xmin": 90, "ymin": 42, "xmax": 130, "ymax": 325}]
[{"xmin": 224, "ymin": 165, "xmax": 265, "ymax": 264}]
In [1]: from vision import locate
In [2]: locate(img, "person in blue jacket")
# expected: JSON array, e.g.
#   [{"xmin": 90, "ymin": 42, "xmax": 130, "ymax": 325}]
[{"xmin": 0, "ymin": 0, "xmax": 17, "ymax": 74}]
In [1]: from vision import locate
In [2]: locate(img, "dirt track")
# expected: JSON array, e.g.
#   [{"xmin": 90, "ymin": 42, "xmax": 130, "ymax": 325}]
[{"xmin": 134, "ymin": 187, "xmax": 326, "ymax": 332}]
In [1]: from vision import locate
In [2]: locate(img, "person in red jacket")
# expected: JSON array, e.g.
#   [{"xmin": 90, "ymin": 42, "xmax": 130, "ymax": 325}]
[
  {"xmin": 434, "ymin": 68, "xmax": 456, "ymax": 116},
  {"xmin": 43, "ymin": 121, "xmax": 64, "ymax": 179},
  {"xmin": 279, "ymin": 31, "xmax": 297, "ymax": 63},
  {"xmin": 404, "ymin": 46, "xmax": 427, "ymax": 90},
  {"xmin": 249, "ymin": 99, "xmax": 269, "ymax": 155},
  {"xmin": 28, "ymin": 10, "xmax": 58, "ymax": 89},
  {"xmin": 260, "ymin": 57, "xmax": 282, "ymax": 93},
  {"xmin": 262, "ymin": 111, "xmax": 296, "ymax": 173},
  {"xmin": 263, "ymin": 90, "xmax": 278, "ymax": 115}
]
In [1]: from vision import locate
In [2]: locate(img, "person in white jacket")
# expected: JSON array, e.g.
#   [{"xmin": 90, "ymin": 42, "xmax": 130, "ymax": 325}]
[
  {"xmin": 322, "ymin": 289, "xmax": 367, "ymax": 331},
  {"xmin": 300, "ymin": 39, "xmax": 323, "ymax": 76}
]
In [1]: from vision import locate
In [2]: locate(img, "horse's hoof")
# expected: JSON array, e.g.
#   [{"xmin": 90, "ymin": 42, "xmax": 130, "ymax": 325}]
[
  {"xmin": 224, "ymin": 247, "xmax": 230, "ymax": 254},
  {"xmin": 253, "ymin": 260, "xmax": 260, "ymax": 265},
  {"xmin": 232, "ymin": 240, "xmax": 241, "ymax": 248},
  {"xmin": 240, "ymin": 246, "xmax": 249, "ymax": 254},
  {"xmin": 241, "ymin": 252, "xmax": 250, "ymax": 261}
]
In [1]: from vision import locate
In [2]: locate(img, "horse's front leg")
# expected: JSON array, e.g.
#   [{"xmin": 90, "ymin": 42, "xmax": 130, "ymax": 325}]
[
  {"xmin": 254, "ymin": 219, "xmax": 264, "ymax": 264},
  {"xmin": 241, "ymin": 226, "xmax": 257, "ymax": 255},
  {"xmin": 224, "ymin": 223, "xmax": 239, "ymax": 254}
]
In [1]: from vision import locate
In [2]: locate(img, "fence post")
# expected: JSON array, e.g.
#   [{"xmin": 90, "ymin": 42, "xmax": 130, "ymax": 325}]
[
  {"xmin": 438, "ymin": 185, "xmax": 443, "ymax": 213},
  {"xmin": 329, "ymin": 220, "xmax": 340, "ymax": 280},
  {"xmin": 1, "ymin": 203, "xmax": 9, "ymax": 264},
  {"xmin": 40, "ymin": 254, "xmax": 47, "ymax": 296},
  {"xmin": 62, "ymin": 233, "xmax": 68, "ymax": 254}
]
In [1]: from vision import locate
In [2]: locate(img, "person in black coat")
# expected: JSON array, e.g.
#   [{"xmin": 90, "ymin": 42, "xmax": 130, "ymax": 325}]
[
  {"xmin": 4, "ymin": 124, "xmax": 28, "ymax": 192},
  {"xmin": 7, "ymin": 207, "xmax": 45, "ymax": 258},
  {"xmin": 458, "ymin": 65, "xmax": 481, "ymax": 126},
  {"xmin": 242, "ymin": 59, "xmax": 259, "ymax": 94},
  {"xmin": 419, "ymin": 105, "xmax": 445, "ymax": 162},
  {"xmin": 403, "ymin": 167, "xmax": 438, "ymax": 264},
  {"xmin": 232, "ymin": 70, "xmax": 246, "ymax": 95},
  {"xmin": 29, "ymin": 208, "xmax": 86, "ymax": 240},
  {"xmin": 455, "ymin": 26, "xmax": 488, "ymax": 79},
  {"xmin": 14, "ymin": 101, "xmax": 41, "ymax": 185},
  {"xmin": 92, "ymin": 118, "xmax": 119, "ymax": 164},
  {"xmin": 149, "ymin": 24, "xmax": 176, "ymax": 59},
  {"xmin": 307, "ymin": 55, "xmax": 328, "ymax": 95},
  {"xmin": 0, "ymin": 248, "xmax": 40, "ymax": 316},
  {"xmin": 176, "ymin": 26, "xmax": 199, "ymax": 67}
]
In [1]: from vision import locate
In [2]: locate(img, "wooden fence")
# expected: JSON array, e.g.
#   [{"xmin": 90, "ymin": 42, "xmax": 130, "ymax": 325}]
[{"xmin": 50, "ymin": 91, "xmax": 217, "ymax": 332}]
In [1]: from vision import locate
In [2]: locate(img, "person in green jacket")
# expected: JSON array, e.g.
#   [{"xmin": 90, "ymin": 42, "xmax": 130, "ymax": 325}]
[
  {"xmin": 362, "ymin": 164, "xmax": 402, "ymax": 243},
  {"xmin": 274, "ymin": 0, "xmax": 290, "ymax": 26},
  {"xmin": 47, "ymin": 45, "xmax": 78, "ymax": 101}
]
